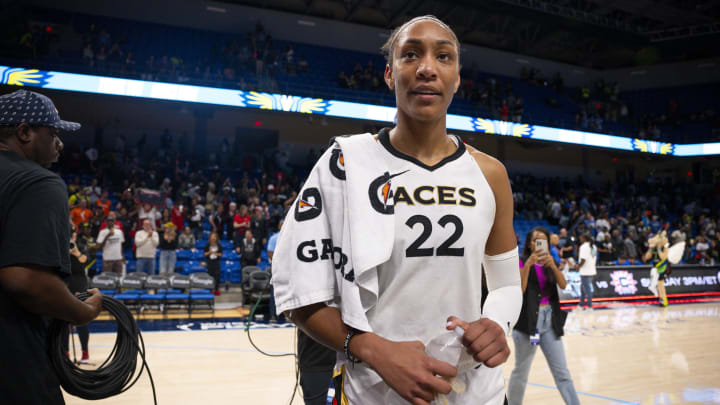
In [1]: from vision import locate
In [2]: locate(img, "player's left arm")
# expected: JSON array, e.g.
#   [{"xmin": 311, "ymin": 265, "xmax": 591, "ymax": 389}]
[{"xmin": 447, "ymin": 148, "xmax": 522, "ymax": 368}]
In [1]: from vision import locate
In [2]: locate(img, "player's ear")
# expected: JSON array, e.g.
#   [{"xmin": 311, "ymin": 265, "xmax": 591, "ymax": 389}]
[{"xmin": 384, "ymin": 64, "xmax": 394, "ymax": 91}]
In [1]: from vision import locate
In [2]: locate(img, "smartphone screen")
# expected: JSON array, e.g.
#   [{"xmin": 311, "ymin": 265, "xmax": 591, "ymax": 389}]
[{"xmin": 535, "ymin": 239, "xmax": 548, "ymax": 253}]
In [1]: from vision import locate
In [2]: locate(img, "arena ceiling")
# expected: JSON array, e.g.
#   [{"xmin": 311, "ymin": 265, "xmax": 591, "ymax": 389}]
[{"xmin": 220, "ymin": 0, "xmax": 720, "ymax": 68}]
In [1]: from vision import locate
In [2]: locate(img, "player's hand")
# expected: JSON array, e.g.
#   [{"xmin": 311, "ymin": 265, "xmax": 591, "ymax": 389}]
[
  {"xmin": 370, "ymin": 339, "xmax": 457, "ymax": 405},
  {"xmin": 446, "ymin": 316, "xmax": 510, "ymax": 368}
]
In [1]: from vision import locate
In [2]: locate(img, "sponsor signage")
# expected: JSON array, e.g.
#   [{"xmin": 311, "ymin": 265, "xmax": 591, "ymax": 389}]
[
  {"xmin": 2, "ymin": 65, "xmax": 718, "ymax": 156},
  {"xmin": 558, "ymin": 265, "xmax": 720, "ymax": 301}
]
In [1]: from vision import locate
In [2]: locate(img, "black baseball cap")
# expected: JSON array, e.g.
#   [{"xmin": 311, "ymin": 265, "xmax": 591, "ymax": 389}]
[{"xmin": 0, "ymin": 89, "xmax": 80, "ymax": 131}]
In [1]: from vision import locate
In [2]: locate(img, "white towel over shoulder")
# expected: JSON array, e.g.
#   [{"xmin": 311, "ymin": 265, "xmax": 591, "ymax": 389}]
[{"xmin": 272, "ymin": 133, "xmax": 393, "ymax": 332}]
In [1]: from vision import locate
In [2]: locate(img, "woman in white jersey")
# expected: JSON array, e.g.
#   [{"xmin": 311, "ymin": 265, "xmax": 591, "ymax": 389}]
[{"xmin": 273, "ymin": 15, "xmax": 522, "ymax": 405}]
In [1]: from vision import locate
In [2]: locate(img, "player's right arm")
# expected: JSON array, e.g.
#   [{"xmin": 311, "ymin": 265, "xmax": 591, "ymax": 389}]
[
  {"xmin": 289, "ymin": 304, "xmax": 456, "ymax": 405},
  {"xmin": 276, "ymin": 145, "xmax": 455, "ymax": 405}
]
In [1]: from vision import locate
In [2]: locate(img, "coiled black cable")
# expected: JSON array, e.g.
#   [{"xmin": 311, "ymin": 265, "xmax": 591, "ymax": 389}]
[{"xmin": 47, "ymin": 293, "xmax": 157, "ymax": 404}]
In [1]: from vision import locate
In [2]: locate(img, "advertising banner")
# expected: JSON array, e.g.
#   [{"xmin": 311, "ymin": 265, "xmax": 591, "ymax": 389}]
[{"xmin": 558, "ymin": 265, "xmax": 720, "ymax": 302}]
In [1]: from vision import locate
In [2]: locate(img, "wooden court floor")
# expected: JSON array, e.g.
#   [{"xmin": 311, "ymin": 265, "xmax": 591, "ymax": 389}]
[{"xmin": 64, "ymin": 302, "xmax": 720, "ymax": 405}]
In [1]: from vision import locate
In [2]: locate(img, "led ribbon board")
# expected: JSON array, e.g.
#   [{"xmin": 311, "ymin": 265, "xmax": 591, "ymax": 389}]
[{"xmin": 2, "ymin": 65, "xmax": 718, "ymax": 156}]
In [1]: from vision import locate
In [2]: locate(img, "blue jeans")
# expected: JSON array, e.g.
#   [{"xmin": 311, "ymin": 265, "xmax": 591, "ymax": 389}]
[
  {"xmin": 508, "ymin": 306, "xmax": 580, "ymax": 405},
  {"xmin": 580, "ymin": 275, "xmax": 594, "ymax": 308},
  {"xmin": 159, "ymin": 250, "xmax": 177, "ymax": 274},
  {"xmin": 136, "ymin": 257, "xmax": 155, "ymax": 274}
]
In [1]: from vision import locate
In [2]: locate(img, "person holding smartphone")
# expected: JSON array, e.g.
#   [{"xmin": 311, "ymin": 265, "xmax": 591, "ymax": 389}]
[{"xmin": 508, "ymin": 227, "xmax": 580, "ymax": 405}]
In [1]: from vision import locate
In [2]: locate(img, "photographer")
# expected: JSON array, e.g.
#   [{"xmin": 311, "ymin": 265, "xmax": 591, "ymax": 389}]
[{"xmin": 508, "ymin": 227, "xmax": 579, "ymax": 405}]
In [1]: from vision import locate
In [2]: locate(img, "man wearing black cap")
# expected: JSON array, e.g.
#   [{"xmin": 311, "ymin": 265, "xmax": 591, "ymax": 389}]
[{"xmin": 0, "ymin": 89, "xmax": 103, "ymax": 404}]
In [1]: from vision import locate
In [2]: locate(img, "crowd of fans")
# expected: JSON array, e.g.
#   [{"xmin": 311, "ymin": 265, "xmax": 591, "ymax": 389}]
[
  {"xmin": 79, "ymin": 20, "xmax": 309, "ymax": 92},
  {"xmin": 60, "ymin": 126, "xmax": 720, "ymax": 299},
  {"xmin": 62, "ymin": 129, "xmax": 309, "ymax": 294},
  {"xmin": 512, "ymin": 173, "xmax": 720, "ymax": 266}
]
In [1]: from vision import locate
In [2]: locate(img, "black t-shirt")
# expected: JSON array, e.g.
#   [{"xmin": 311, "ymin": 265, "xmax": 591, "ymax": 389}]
[
  {"xmin": 0, "ymin": 151, "xmax": 71, "ymax": 405},
  {"xmin": 297, "ymin": 329, "xmax": 336, "ymax": 372},
  {"xmin": 239, "ymin": 238, "xmax": 260, "ymax": 262},
  {"xmin": 204, "ymin": 243, "xmax": 223, "ymax": 270},
  {"xmin": 159, "ymin": 233, "xmax": 178, "ymax": 250},
  {"xmin": 558, "ymin": 236, "xmax": 575, "ymax": 259}
]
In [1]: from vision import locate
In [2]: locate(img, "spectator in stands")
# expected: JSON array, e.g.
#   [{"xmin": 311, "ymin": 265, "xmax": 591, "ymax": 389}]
[
  {"xmin": 708, "ymin": 238, "xmax": 719, "ymax": 266},
  {"xmin": 135, "ymin": 219, "xmax": 159, "ymax": 274},
  {"xmin": 82, "ymin": 43, "xmax": 94, "ymax": 67},
  {"xmin": 138, "ymin": 203, "xmax": 160, "ymax": 230},
  {"xmin": 297, "ymin": 56, "xmax": 309, "ymax": 73},
  {"xmin": 68, "ymin": 186, "xmax": 89, "ymax": 209},
  {"xmin": 250, "ymin": 209, "xmax": 268, "ymax": 246},
  {"xmin": 101, "ymin": 210, "xmax": 123, "ymax": 231},
  {"xmin": 204, "ymin": 232, "xmax": 223, "ymax": 296},
  {"xmin": 233, "ymin": 204, "xmax": 251, "ymax": 240},
  {"xmin": 209, "ymin": 203, "xmax": 226, "ymax": 240},
  {"xmin": 188, "ymin": 199, "xmax": 205, "ymax": 239},
  {"xmin": 577, "ymin": 234, "xmax": 597, "ymax": 311},
  {"xmin": 237, "ymin": 229, "xmax": 261, "ymax": 267},
  {"xmin": 225, "ymin": 202, "xmax": 237, "ymax": 239},
  {"xmin": 70, "ymin": 198, "xmax": 92, "ymax": 228},
  {"xmin": 171, "ymin": 203, "xmax": 185, "ymax": 231},
  {"xmin": 158, "ymin": 223, "xmax": 178, "ymax": 274},
  {"xmin": 695, "ymin": 236, "xmax": 710, "ymax": 264},
  {"xmin": 610, "ymin": 229, "xmax": 625, "ymax": 260},
  {"xmin": 337, "ymin": 71, "xmax": 350, "ymax": 88},
  {"xmin": 499, "ymin": 99, "xmax": 510, "ymax": 121},
  {"xmin": 96, "ymin": 46, "xmax": 106, "ymax": 73},
  {"xmin": 88, "ymin": 205, "xmax": 105, "ymax": 237},
  {"xmin": 86, "ymin": 180, "xmax": 101, "ymax": 205},
  {"xmin": 206, "ymin": 182, "xmax": 217, "ymax": 205},
  {"xmin": 159, "ymin": 208, "xmax": 171, "ymax": 228},
  {"xmin": 96, "ymin": 190, "xmax": 111, "ymax": 217},
  {"xmin": 671, "ymin": 225, "xmax": 688, "ymax": 245},
  {"xmin": 623, "ymin": 231, "xmax": 638, "ymax": 262},
  {"xmin": 178, "ymin": 226, "xmax": 196, "ymax": 249},
  {"xmin": 96, "ymin": 219, "xmax": 124, "ymax": 274},
  {"xmin": 597, "ymin": 234, "xmax": 614, "ymax": 266},
  {"xmin": 512, "ymin": 97, "xmax": 524, "ymax": 122},
  {"xmin": 119, "ymin": 188, "xmax": 137, "ymax": 216}
]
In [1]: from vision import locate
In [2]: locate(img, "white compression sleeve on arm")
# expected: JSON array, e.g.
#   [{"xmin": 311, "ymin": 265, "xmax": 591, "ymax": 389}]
[{"xmin": 482, "ymin": 247, "xmax": 523, "ymax": 335}]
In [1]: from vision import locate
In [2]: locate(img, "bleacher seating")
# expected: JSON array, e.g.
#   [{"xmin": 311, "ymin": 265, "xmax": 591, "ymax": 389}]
[
  {"xmin": 12, "ymin": 8, "xmax": 717, "ymax": 143},
  {"xmin": 189, "ymin": 273, "xmax": 216, "ymax": 314}
]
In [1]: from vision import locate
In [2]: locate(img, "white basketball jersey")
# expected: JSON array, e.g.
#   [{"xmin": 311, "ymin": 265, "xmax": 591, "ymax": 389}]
[{"xmin": 367, "ymin": 128, "xmax": 496, "ymax": 344}]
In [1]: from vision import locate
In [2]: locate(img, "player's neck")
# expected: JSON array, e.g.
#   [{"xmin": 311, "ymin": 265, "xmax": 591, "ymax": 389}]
[{"xmin": 390, "ymin": 116, "xmax": 455, "ymax": 164}]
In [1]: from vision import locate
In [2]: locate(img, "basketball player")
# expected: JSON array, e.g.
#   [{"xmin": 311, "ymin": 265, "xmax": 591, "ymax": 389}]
[
  {"xmin": 0, "ymin": 90, "xmax": 103, "ymax": 404},
  {"xmin": 273, "ymin": 16, "xmax": 522, "ymax": 404}
]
